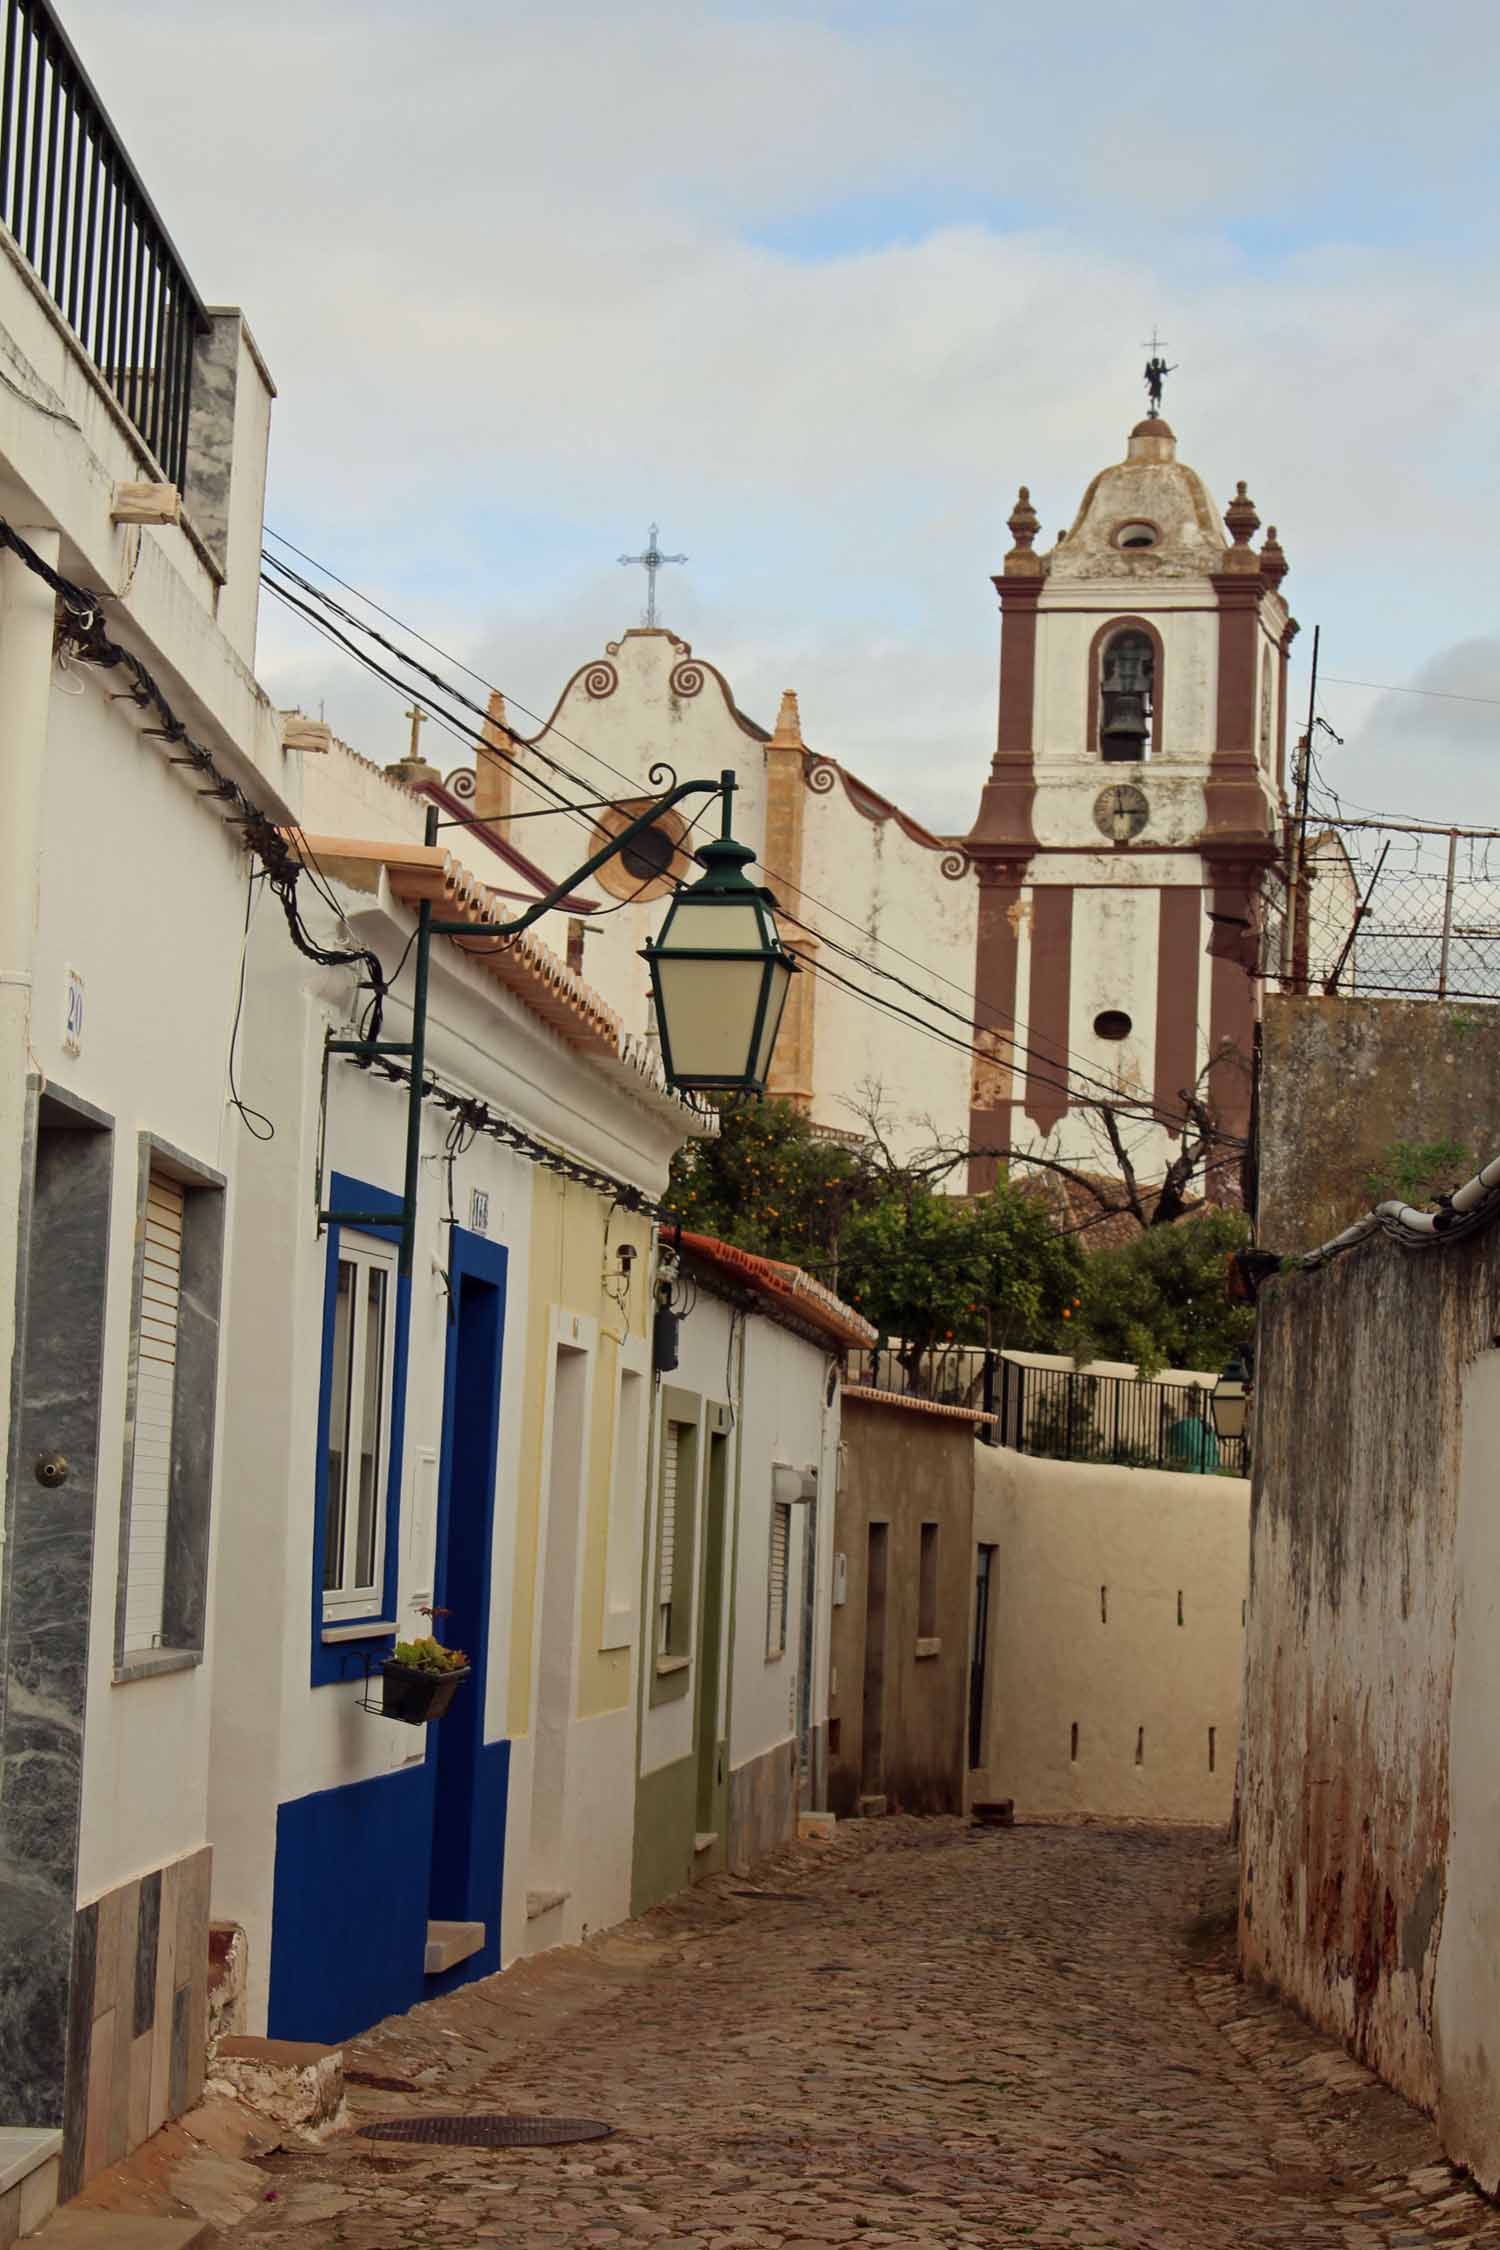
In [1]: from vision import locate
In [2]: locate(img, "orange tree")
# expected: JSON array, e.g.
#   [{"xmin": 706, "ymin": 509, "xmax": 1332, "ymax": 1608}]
[{"xmin": 659, "ymin": 1099, "xmax": 877, "ymax": 1270}]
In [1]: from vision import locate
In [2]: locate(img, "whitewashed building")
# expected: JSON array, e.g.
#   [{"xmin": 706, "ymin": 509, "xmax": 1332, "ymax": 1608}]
[
  {"xmin": 0, "ymin": 1, "xmax": 285, "ymax": 2216},
  {"xmin": 631, "ymin": 1231, "xmax": 871, "ymax": 1912}
]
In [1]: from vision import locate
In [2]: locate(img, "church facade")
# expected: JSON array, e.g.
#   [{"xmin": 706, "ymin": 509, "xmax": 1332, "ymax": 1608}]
[{"xmin": 388, "ymin": 408, "xmax": 1294, "ymax": 1196}]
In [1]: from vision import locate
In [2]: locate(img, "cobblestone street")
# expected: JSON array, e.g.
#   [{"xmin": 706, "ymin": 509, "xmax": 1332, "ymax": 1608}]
[{"xmin": 226, "ymin": 1821, "xmax": 1500, "ymax": 2249}]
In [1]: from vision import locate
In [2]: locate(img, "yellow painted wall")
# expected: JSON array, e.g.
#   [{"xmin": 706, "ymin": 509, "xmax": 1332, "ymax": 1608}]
[{"xmin": 506, "ymin": 1177, "xmax": 652, "ymax": 1735}]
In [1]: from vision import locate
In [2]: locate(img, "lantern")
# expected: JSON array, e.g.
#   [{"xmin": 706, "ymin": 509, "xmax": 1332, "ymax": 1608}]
[
  {"xmin": 1210, "ymin": 1355, "xmax": 1251, "ymax": 1445},
  {"xmin": 641, "ymin": 832, "xmax": 798, "ymax": 1095}
]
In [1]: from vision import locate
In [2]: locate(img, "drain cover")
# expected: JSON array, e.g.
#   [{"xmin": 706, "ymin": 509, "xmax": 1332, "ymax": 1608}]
[{"xmin": 359, "ymin": 2115, "xmax": 614, "ymax": 2149}]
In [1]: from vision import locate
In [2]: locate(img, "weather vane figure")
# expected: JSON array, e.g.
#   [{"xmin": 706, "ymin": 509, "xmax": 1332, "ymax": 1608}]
[
  {"xmin": 619, "ymin": 523, "xmax": 687, "ymax": 629},
  {"xmin": 1142, "ymin": 328, "xmax": 1177, "ymax": 416}
]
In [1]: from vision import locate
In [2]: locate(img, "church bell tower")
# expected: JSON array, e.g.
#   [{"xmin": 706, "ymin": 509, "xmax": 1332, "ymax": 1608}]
[{"xmin": 965, "ymin": 403, "xmax": 1295, "ymax": 1191}]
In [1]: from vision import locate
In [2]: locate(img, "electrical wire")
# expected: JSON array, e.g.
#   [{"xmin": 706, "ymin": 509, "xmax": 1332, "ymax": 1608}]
[
  {"xmin": 263, "ymin": 544, "xmax": 1166, "ymax": 1118},
  {"xmin": 0, "ymin": 518, "xmax": 390, "ymax": 1039},
  {"xmin": 227, "ymin": 867, "xmax": 276, "ymax": 1142}
]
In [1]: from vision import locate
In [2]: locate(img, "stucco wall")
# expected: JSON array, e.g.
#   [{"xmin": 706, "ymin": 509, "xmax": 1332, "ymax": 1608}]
[
  {"xmin": 1258, "ymin": 995, "xmax": 1500, "ymax": 1253},
  {"xmin": 972, "ymin": 1448, "xmax": 1245, "ymax": 1823},
  {"xmin": 827, "ymin": 1398, "xmax": 974, "ymax": 1817},
  {"xmin": 1240, "ymin": 1222, "xmax": 1500, "ymax": 2188}
]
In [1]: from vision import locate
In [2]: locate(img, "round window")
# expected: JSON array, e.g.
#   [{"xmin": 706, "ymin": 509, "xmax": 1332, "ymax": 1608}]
[
  {"xmin": 1116, "ymin": 522, "xmax": 1157, "ymax": 550},
  {"xmin": 620, "ymin": 823, "xmax": 676, "ymax": 883},
  {"xmin": 1093, "ymin": 1010, "xmax": 1133, "ymax": 1041}
]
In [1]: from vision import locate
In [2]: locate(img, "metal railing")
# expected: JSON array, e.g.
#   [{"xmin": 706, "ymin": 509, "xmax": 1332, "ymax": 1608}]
[
  {"xmin": 0, "ymin": 0, "xmax": 207, "ymax": 484},
  {"xmin": 849, "ymin": 1343, "xmax": 999, "ymax": 1437},
  {"xmin": 1280, "ymin": 818, "xmax": 1500, "ymax": 1005},
  {"xmin": 996, "ymin": 1358, "xmax": 1246, "ymax": 1477}
]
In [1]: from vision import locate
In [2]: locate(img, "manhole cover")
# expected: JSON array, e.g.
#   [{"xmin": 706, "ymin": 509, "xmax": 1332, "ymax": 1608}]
[{"xmin": 359, "ymin": 2115, "xmax": 614, "ymax": 2149}]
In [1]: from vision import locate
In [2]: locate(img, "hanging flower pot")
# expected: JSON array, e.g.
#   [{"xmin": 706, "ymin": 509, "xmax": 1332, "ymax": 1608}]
[{"xmin": 380, "ymin": 1637, "xmax": 470, "ymax": 1725}]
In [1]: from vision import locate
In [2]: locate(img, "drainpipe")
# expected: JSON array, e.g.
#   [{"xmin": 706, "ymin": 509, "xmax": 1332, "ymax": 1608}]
[{"xmin": 0, "ymin": 528, "xmax": 60, "ymax": 1469}]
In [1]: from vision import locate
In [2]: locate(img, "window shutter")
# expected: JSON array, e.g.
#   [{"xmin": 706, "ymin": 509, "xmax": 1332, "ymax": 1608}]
[
  {"xmin": 768, "ymin": 1500, "xmax": 791, "ymax": 1655},
  {"xmin": 658, "ymin": 1423, "xmax": 681, "ymax": 1607},
  {"xmin": 123, "ymin": 1170, "xmax": 184, "ymax": 1653}
]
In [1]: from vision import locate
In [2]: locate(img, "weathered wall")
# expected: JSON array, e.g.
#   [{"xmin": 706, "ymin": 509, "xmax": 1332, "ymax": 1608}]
[
  {"xmin": 828, "ymin": 1397, "xmax": 974, "ymax": 1818},
  {"xmin": 1240, "ymin": 1220, "xmax": 1500, "ymax": 2165},
  {"xmin": 1258, "ymin": 996, "xmax": 1500, "ymax": 1253},
  {"xmin": 972, "ymin": 1448, "xmax": 1245, "ymax": 1822}
]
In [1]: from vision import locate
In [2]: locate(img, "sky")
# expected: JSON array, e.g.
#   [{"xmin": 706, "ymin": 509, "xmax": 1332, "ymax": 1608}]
[{"xmin": 67, "ymin": 0, "xmax": 1500, "ymax": 839}]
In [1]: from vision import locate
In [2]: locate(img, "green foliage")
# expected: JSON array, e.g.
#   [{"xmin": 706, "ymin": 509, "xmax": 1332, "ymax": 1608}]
[
  {"xmin": 661, "ymin": 1099, "xmax": 873, "ymax": 1265},
  {"xmin": 1067, "ymin": 1208, "xmax": 1255, "ymax": 1380},
  {"xmin": 1363, "ymin": 1137, "xmax": 1471, "ymax": 1207},
  {"xmin": 390, "ymin": 1636, "xmax": 468, "ymax": 1674},
  {"xmin": 663, "ymin": 1101, "xmax": 1081, "ymax": 1391},
  {"xmin": 838, "ymin": 1183, "xmax": 1084, "ymax": 1379}
]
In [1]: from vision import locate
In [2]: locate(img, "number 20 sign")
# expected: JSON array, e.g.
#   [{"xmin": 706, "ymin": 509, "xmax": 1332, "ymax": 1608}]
[{"xmin": 63, "ymin": 968, "xmax": 85, "ymax": 1057}]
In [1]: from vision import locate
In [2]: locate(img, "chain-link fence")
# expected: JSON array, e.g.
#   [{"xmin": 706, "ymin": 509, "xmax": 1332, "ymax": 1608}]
[{"xmin": 1282, "ymin": 820, "xmax": 1500, "ymax": 1003}]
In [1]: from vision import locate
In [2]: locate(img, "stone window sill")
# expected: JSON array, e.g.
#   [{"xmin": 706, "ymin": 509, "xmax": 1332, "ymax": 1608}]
[
  {"xmin": 112, "ymin": 1647, "xmax": 201, "ymax": 1685},
  {"xmin": 914, "ymin": 1636, "xmax": 942, "ymax": 1659},
  {"xmin": 655, "ymin": 1654, "xmax": 690, "ymax": 1677},
  {"xmin": 321, "ymin": 1619, "xmax": 398, "ymax": 1645}
]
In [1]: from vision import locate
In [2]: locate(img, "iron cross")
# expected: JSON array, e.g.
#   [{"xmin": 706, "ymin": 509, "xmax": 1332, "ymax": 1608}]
[
  {"xmin": 1142, "ymin": 328, "xmax": 1178, "ymax": 416},
  {"xmin": 618, "ymin": 523, "xmax": 687, "ymax": 629}
]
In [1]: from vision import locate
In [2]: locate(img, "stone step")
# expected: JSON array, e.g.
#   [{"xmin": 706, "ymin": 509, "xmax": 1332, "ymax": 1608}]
[
  {"xmin": 423, "ymin": 1921, "xmax": 485, "ymax": 1975},
  {"xmin": 0, "ymin": 2126, "xmax": 60, "ymax": 2240},
  {"xmin": 207, "ymin": 2037, "xmax": 343, "ymax": 2132},
  {"xmin": 692, "ymin": 1831, "xmax": 718, "ymax": 1855},
  {"xmin": 525, "ymin": 1889, "xmax": 568, "ymax": 1921},
  {"xmin": 24, "ymin": 2217, "xmax": 209, "ymax": 2249}
]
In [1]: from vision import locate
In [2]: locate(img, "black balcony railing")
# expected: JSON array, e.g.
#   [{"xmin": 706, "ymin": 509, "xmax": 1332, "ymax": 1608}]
[
  {"xmin": 995, "ymin": 1357, "xmax": 1247, "ymax": 1477},
  {"xmin": 847, "ymin": 1345, "xmax": 1247, "ymax": 1476},
  {"xmin": 0, "ymin": 0, "xmax": 207, "ymax": 485}
]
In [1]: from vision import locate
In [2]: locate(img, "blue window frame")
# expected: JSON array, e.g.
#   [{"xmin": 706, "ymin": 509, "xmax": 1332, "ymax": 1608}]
[{"xmin": 310, "ymin": 1173, "xmax": 411, "ymax": 1686}]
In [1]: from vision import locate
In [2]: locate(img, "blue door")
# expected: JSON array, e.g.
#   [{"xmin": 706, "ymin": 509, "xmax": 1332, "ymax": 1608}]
[{"xmin": 426, "ymin": 1228, "xmax": 510, "ymax": 1988}]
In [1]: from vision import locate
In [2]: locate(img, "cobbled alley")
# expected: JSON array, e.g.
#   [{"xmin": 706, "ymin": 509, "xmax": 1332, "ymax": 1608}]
[{"xmin": 218, "ymin": 1820, "xmax": 1500, "ymax": 2250}]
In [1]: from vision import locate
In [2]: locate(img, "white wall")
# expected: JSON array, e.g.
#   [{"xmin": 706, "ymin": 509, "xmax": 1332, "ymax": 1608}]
[
  {"xmin": 728, "ymin": 1317, "xmax": 838, "ymax": 1780},
  {"xmin": 973, "ymin": 1445, "xmax": 1247, "ymax": 1824},
  {"xmin": 1433, "ymin": 1352, "xmax": 1500, "ymax": 2195}
]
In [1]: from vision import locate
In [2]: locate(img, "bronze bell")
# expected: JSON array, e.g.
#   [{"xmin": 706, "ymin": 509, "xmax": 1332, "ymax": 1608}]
[{"xmin": 1099, "ymin": 633, "xmax": 1153, "ymax": 761}]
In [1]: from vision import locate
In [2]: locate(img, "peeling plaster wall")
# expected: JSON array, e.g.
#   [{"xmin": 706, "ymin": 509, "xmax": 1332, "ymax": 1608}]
[
  {"xmin": 1258, "ymin": 996, "xmax": 1500, "ymax": 1254},
  {"xmin": 1240, "ymin": 1223, "xmax": 1500, "ymax": 2158}
]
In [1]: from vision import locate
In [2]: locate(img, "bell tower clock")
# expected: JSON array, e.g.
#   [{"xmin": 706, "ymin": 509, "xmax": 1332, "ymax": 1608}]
[{"xmin": 964, "ymin": 404, "xmax": 1296, "ymax": 1194}]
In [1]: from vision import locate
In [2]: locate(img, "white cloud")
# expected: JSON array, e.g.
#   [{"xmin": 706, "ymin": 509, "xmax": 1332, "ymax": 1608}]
[{"xmin": 69, "ymin": 0, "xmax": 1500, "ymax": 836}]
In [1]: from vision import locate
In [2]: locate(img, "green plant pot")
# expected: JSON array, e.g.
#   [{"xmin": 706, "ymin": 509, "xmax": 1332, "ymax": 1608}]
[{"xmin": 380, "ymin": 1660, "xmax": 471, "ymax": 1725}]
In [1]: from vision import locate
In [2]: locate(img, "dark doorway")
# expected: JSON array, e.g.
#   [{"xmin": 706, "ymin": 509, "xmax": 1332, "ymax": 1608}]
[
  {"xmin": 795, "ymin": 1487, "xmax": 818, "ymax": 1804},
  {"xmin": 860, "ymin": 1522, "xmax": 889, "ymax": 1797},
  {"xmin": 694, "ymin": 1430, "xmax": 730, "ymax": 1840},
  {"xmin": 969, "ymin": 1543, "xmax": 996, "ymax": 1770},
  {"xmin": 428, "ymin": 1231, "xmax": 507, "ymax": 1968}
]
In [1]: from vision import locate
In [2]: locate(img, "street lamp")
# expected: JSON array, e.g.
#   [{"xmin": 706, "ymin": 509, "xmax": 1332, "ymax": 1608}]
[
  {"xmin": 1210, "ymin": 1355, "xmax": 1251, "ymax": 1447},
  {"xmin": 642, "ymin": 809, "xmax": 798, "ymax": 1097}
]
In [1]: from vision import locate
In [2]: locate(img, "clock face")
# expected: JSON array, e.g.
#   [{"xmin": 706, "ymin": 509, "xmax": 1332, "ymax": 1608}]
[{"xmin": 1094, "ymin": 783, "xmax": 1149, "ymax": 843}]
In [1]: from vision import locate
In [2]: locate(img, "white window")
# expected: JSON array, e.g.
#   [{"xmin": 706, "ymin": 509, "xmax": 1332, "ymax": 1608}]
[
  {"xmin": 323, "ymin": 1230, "xmax": 397, "ymax": 1618},
  {"xmin": 767, "ymin": 1499, "xmax": 791, "ymax": 1659},
  {"xmin": 658, "ymin": 1420, "xmax": 685, "ymax": 1655},
  {"xmin": 121, "ymin": 1169, "xmax": 184, "ymax": 1654}
]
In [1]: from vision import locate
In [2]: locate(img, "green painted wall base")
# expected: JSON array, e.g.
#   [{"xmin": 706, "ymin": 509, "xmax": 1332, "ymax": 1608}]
[{"xmin": 631, "ymin": 1756, "xmax": 698, "ymax": 1918}]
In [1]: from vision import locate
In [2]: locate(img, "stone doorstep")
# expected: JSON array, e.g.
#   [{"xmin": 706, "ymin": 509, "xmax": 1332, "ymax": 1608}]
[
  {"xmin": 24, "ymin": 2217, "xmax": 209, "ymax": 2250},
  {"xmin": 797, "ymin": 1813, "xmax": 837, "ymax": 1842},
  {"xmin": 0, "ymin": 2132, "xmax": 61, "ymax": 2200},
  {"xmin": 525, "ymin": 1890, "xmax": 569, "ymax": 1921},
  {"xmin": 856, "ymin": 1794, "xmax": 888, "ymax": 1818},
  {"xmin": 423, "ymin": 1921, "xmax": 485, "ymax": 1975},
  {"xmin": 692, "ymin": 1832, "xmax": 719, "ymax": 1855}
]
